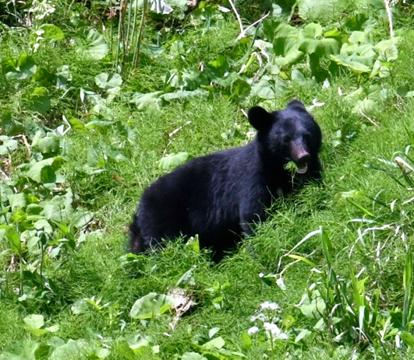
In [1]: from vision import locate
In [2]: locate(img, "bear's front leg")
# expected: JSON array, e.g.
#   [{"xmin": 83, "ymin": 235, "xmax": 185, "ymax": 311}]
[{"xmin": 239, "ymin": 197, "xmax": 267, "ymax": 236}]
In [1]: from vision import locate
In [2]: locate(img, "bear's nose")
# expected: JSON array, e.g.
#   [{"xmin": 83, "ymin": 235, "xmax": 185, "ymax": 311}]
[{"xmin": 290, "ymin": 143, "xmax": 310, "ymax": 164}]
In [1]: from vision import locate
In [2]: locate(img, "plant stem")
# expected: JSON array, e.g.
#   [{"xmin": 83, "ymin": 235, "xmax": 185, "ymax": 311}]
[
  {"xmin": 383, "ymin": 0, "xmax": 395, "ymax": 39},
  {"xmin": 132, "ymin": 0, "xmax": 148, "ymax": 69}
]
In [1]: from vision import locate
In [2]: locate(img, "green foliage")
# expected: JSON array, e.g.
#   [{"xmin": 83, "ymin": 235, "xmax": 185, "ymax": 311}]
[
  {"xmin": 129, "ymin": 292, "xmax": 173, "ymax": 320},
  {"xmin": 2, "ymin": 0, "xmax": 414, "ymax": 359}
]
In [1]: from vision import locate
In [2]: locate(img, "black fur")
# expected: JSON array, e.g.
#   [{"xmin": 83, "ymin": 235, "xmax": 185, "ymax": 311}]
[{"xmin": 129, "ymin": 100, "xmax": 322, "ymax": 258}]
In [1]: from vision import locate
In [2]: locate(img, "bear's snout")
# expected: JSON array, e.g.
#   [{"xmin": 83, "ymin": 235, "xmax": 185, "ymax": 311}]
[{"xmin": 290, "ymin": 141, "xmax": 311, "ymax": 174}]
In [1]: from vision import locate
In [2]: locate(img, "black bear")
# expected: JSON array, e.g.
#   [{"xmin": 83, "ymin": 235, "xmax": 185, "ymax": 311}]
[{"xmin": 129, "ymin": 100, "xmax": 322, "ymax": 258}]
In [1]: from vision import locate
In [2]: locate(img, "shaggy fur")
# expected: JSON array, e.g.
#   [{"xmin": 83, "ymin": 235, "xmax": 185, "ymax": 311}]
[{"xmin": 129, "ymin": 100, "xmax": 322, "ymax": 258}]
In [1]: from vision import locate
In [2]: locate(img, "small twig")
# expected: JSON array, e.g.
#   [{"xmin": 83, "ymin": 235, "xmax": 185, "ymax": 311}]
[
  {"xmin": 383, "ymin": 0, "xmax": 395, "ymax": 39},
  {"xmin": 168, "ymin": 120, "xmax": 192, "ymax": 139},
  {"xmin": 163, "ymin": 121, "xmax": 192, "ymax": 155},
  {"xmin": 228, "ymin": 0, "xmax": 244, "ymax": 35},
  {"xmin": 360, "ymin": 112, "xmax": 379, "ymax": 127},
  {"xmin": 237, "ymin": 12, "xmax": 270, "ymax": 40},
  {"xmin": 0, "ymin": 167, "xmax": 10, "ymax": 181},
  {"xmin": 16, "ymin": 134, "xmax": 31, "ymax": 159}
]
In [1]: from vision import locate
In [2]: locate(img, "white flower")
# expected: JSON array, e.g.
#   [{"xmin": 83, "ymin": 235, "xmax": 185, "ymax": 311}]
[
  {"xmin": 260, "ymin": 301, "xmax": 280, "ymax": 311},
  {"xmin": 322, "ymin": 79, "xmax": 331, "ymax": 89},
  {"xmin": 247, "ymin": 326, "xmax": 259, "ymax": 335},
  {"xmin": 250, "ymin": 313, "xmax": 267, "ymax": 322},
  {"xmin": 263, "ymin": 322, "xmax": 288, "ymax": 340}
]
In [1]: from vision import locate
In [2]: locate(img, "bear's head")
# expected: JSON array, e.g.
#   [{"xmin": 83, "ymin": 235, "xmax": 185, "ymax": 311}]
[{"xmin": 248, "ymin": 100, "xmax": 322, "ymax": 176}]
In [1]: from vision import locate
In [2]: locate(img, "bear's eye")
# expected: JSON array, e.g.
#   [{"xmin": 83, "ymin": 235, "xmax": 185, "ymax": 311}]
[
  {"xmin": 282, "ymin": 134, "xmax": 291, "ymax": 143},
  {"xmin": 302, "ymin": 133, "xmax": 312, "ymax": 145}
]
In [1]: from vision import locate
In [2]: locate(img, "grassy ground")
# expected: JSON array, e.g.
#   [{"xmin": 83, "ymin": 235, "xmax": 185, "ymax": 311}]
[{"xmin": 2, "ymin": 2, "xmax": 414, "ymax": 359}]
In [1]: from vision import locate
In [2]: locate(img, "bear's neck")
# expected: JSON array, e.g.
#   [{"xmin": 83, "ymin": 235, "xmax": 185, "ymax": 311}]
[{"xmin": 251, "ymin": 141, "xmax": 290, "ymax": 181}]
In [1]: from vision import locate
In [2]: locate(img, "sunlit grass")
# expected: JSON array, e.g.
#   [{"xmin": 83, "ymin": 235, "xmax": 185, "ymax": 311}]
[{"xmin": 2, "ymin": 4, "xmax": 414, "ymax": 359}]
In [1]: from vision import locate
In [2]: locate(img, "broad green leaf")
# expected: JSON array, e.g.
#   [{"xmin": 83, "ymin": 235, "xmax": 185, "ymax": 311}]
[
  {"xmin": 349, "ymin": 31, "xmax": 368, "ymax": 44},
  {"xmin": 401, "ymin": 331, "xmax": 414, "ymax": 346},
  {"xmin": 72, "ymin": 210, "xmax": 93, "ymax": 229},
  {"xmin": 40, "ymin": 24, "xmax": 65, "ymax": 41},
  {"xmin": 130, "ymin": 91, "xmax": 162, "ymax": 110},
  {"xmin": 0, "ymin": 340, "xmax": 40, "ymax": 360},
  {"xmin": 291, "ymin": 69, "xmax": 306, "ymax": 82},
  {"xmin": 26, "ymin": 156, "xmax": 64, "ymax": 183},
  {"xmin": 301, "ymin": 38, "xmax": 339, "ymax": 57},
  {"xmin": 50, "ymin": 339, "xmax": 89, "ymax": 360},
  {"xmin": 185, "ymin": 236, "xmax": 200, "ymax": 254},
  {"xmin": 125, "ymin": 335, "xmax": 152, "ymax": 354},
  {"xmin": 330, "ymin": 54, "xmax": 371, "ymax": 73},
  {"xmin": 32, "ymin": 132, "xmax": 60, "ymax": 155},
  {"xmin": 85, "ymin": 119, "xmax": 114, "ymax": 128},
  {"xmin": 45, "ymin": 325, "xmax": 59, "ymax": 333},
  {"xmin": 298, "ymin": 290, "xmax": 326, "ymax": 319},
  {"xmin": 26, "ymin": 203, "xmax": 43, "ymax": 215},
  {"xmin": 352, "ymin": 98, "xmax": 376, "ymax": 116},
  {"xmin": 230, "ymin": 79, "xmax": 251, "ymax": 99},
  {"xmin": 209, "ymin": 327, "xmax": 220, "ymax": 339},
  {"xmin": 27, "ymin": 87, "xmax": 50, "ymax": 113},
  {"xmin": 208, "ymin": 55, "xmax": 228, "ymax": 74},
  {"xmin": 273, "ymin": 23, "xmax": 300, "ymax": 56},
  {"xmin": 303, "ymin": 23, "xmax": 323, "ymax": 39},
  {"xmin": 313, "ymin": 318, "xmax": 325, "ymax": 331},
  {"xmin": 1, "ymin": 111, "xmax": 24, "ymax": 135},
  {"xmin": 6, "ymin": 53, "xmax": 37, "ymax": 81},
  {"xmin": 95, "ymin": 73, "xmax": 123, "ymax": 89},
  {"xmin": 295, "ymin": 329, "xmax": 311, "ymax": 342},
  {"xmin": 375, "ymin": 39, "xmax": 399, "ymax": 61},
  {"xmin": 4, "ymin": 227, "xmax": 21, "ymax": 254},
  {"xmin": 182, "ymin": 353, "xmax": 207, "ymax": 360},
  {"xmin": 0, "ymin": 135, "xmax": 18, "ymax": 155},
  {"xmin": 68, "ymin": 117, "xmax": 86, "ymax": 131},
  {"xmin": 324, "ymin": 28, "xmax": 342, "ymax": 39},
  {"xmin": 352, "ymin": 277, "xmax": 366, "ymax": 308},
  {"xmin": 8, "ymin": 193, "xmax": 26, "ymax": 210},
  {"xmin": 24, "ymin": 314, "xmax": 44, "ymax": 330},
  {"xmin": 176, "ymin": 266, "xmax": 196, "ymax": 286},
  {"xmin": 158, "ymin": 152, "xmax": 189, "ymax": 171},
  {"xmin": 240, "ymin": 331, "xmax": 252, "ymax": 351},
  {"xmin": 34, "ymin": 219, "xmax": 53, "ymax": 234},
  {"xmin": 201, "ymin": 336, "xmax": 225, "ymax": 350},
  {"xmin": 161, "ymin": 89, "xmax": 208, "ymax": 102},
  {"xmin": 130, "ymin": 292, "xmax": 173, "ymax": 319},
  {"xmin": 41, "ymin": 190, "xmax": 73, "ymax": 222},
  {"xmin": 82, "ymin": 29, "xmax": 109, "ymax": 61},
  {"xmin": 274, "ymin": 48, "xmax": 304, "ymax": 68}
]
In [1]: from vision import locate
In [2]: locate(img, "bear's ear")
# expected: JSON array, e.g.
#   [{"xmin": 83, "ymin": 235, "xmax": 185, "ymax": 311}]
[
  {"xmin": 287, "ymin": 100, "xmax": 306, "ymax": 110},
  {"xmin": 248, "ymin": 106, "xmax": 273, "ymax": 131}
]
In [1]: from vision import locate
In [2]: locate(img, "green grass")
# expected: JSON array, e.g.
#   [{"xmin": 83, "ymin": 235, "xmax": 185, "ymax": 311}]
[{"xmin": 2, "ymin": 3, "xmax": 414, "ymax": 359}]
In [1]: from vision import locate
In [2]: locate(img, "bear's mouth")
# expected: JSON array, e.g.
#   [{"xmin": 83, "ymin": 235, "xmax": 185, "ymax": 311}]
[
  {"xmin": 296, "ymin": 162, "xmax": 308, "ymax": 174},
  {"xmin": 289, "ymin": 143, "xmax": 311, "ymax": 175}
]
